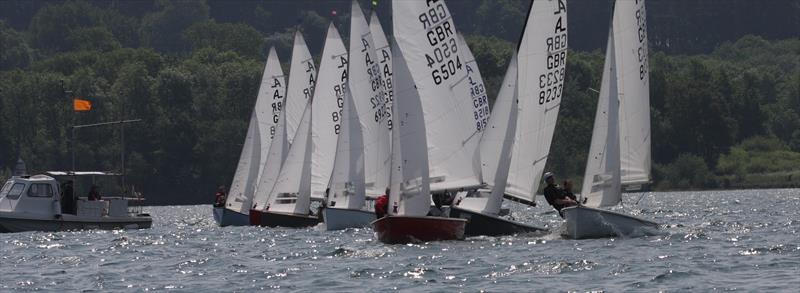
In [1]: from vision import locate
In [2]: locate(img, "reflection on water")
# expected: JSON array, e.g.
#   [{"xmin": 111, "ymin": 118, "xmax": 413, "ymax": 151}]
[{"xmin": 1, "ymin": 189, "xmax": 798, "ymax": 291}]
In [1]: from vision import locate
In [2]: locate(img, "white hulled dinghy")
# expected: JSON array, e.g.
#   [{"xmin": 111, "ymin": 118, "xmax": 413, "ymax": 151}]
[
  {"xmin": 215, "ymin": 46, "xmax": 286, "ymax": 226},
  {"xmin": 322, "ymin": 1, "xmax": 389, "ymax": 230},
  {"xmin": 249, "ymin": 32, "xmax": 317, "ymax": 224},
  {"xmin": 251, "ymin": 23, "xmax": 347, "ymax": 227},
  {"xmin": 451, "ymin": 0, "xmax": 568, "ymax": 236},
  {"xmin": 373, "ymin": 0, "xmax": 479, "ymax": 244},
  {"xmin": 561, "ymin": 0, "xmax": 659, "ymax": 239},
  {"xmin": 0, "ymin": 172, "xmax": 151, "ymax": 233}
]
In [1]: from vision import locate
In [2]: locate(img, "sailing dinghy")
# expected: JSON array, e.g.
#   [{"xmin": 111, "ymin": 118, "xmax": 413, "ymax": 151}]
[
  {"xmin": 450, "ymin": 0, "xmax": 567, "ymax": 236},
  {"xmin": 561, "ymin": 0, "xmax": 659, "ymax": 239},
  {"xmin": 321, "ymin": 1, "xmax": 389, "ymax": 230},
  {"xmin": 215, "ymin": 46, "xmax": 286, "ymax": 226},
  {"xmin": 373, "ymin": 0, "xmax": 478, "ymax": 244},
  {"xmin": 248, "ymin": 31, "xmax": 317, "ymax": 224},
  {"xmin": 250, "ymin": 23, "xmax": 347, "ymax": 227}
]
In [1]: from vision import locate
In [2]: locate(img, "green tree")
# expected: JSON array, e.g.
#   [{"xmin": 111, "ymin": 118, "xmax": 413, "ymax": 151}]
[
  {"xmin": 184, "ymin": 21, "xmax": 265, "ymax": 60},
  {"xmin": 0, "ymin": 21, "xmax": 33, "ymax": 70},
  {"xmin": 140, "ymin": 0, "xmax": 209, "ymax": 53}
]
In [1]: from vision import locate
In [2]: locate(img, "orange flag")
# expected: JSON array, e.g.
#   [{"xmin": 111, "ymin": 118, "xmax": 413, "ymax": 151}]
[{"xmin": 73, "ymin": 98, "xmax": 92, "ymax": 112}]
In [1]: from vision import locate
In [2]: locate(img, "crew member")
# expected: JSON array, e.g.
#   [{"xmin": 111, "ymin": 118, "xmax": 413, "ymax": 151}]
[
  {"xmin": 61, "ymin": 180, "xmax": 75, "ymax": 214},
  {"xmin": 214, "ymin": 186, "xmax": 226, "ymax": 207},
  {"xmin": 87, "ymin": 185, "xmax": 101, "ymax": 201},
  {"xmin": 375, "ymin": 187, "xmax": 390, "ymax": 218},
  {"xmin": 542, "ymin": 172, "xmax": 576, "ymax": 217}
]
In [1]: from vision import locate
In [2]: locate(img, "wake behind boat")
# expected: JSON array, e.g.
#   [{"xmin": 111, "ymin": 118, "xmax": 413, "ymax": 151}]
[{"xmin": 0, "ymin": 172, "xmax": 151, "ymax": 233}]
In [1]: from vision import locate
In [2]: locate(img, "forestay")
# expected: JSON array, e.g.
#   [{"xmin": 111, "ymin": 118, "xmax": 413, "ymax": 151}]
[
  {"xmin": 349, "ymin": 0, "xmax": 391, "ymax": 199},
  {"xmin": 581, "ymin": 29, "xmax": 622, "ymax": 208},
  {"xmin": 392, "ymin": 0, "xmax": 483, "ymax": 192},
  {"xmin": 616, "ymin": 0, "xmax": 651, "ymax": 185},
  {"xmin": 310, "ymin": 23, "xmax": 349, "ymax": 200},
  {"xmin": 506, "ymin": 0, "xmax": 568, "ymax": 204},
  {"xmin": 388, "ymin": 42, "xmax": 431, "ymax": 217},
  {"xmin": 284, "ymin": 31, "xmax": 317, "ymax": 143},
  {"xmin": 327, "ymin": 89, "xmax": 365, "ymax": 210},
  {"xmin": 268, "ymin": 102, "xmax": 313, "ymax": 215},
  {"xmin": 369, "ymin": 11, "xmax": 394, "ymax": 134}
]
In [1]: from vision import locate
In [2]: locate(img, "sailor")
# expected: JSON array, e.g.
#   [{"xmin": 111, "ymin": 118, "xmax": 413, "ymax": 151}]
[
  {"xmin": 375, "ymin": 187, "xmax": 390, "ymax": 218},
  {"xmin": 87, "ymin": 185, "xmax": 101, "ymax": 201},
  {"xmin": 542, "ymin": 172, "xmax": 576, "ymax": 217},
  {"xmin": 562, "ymin": 180, "xmax": 578, "ymax": 203},
  {"xmin": 60, "ymin": 180, "xmax": 76, "ymax": 214},
  {"xmin": 214, "ymin": 186, "xmax": 226, "ymax": 207}
]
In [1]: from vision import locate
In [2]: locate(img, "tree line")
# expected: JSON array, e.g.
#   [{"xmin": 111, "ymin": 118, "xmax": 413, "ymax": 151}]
[{"xmin": 0, "ymin": 0, "xmax": 798, "ymax": 204}]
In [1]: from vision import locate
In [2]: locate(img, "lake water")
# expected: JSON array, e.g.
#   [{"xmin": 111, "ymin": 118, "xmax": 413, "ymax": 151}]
[{"xmin": 1, "ymin": 189, "xmax": 798, "ymax": 291}]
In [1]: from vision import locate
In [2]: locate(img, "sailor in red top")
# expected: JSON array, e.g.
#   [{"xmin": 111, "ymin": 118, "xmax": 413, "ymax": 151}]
[
  {"xmin": 214, "ymin": 186, "xmax": 227, "ymax": 208},
  {"xmin": 375, "ymin": 187, "xmax": 390, "ymax": 218}
]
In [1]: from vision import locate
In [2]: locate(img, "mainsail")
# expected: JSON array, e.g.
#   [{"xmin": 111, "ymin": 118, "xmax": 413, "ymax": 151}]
[
  {"xmin": 369, "ymin": 11, "xmax": 394, "ymax": 133},
  {"xmin": 616, "ymin": 0, "xmax": 651, "ymax": 185},
  {"xmin": 310, "ymin": 23, "xmax": 349, "ymax": 200},
  {"xmin": 327, "ymin": 89, "xmax": 365, "ymax": 210},
  {"xmin": 284, "ymin": 31, "xmax": 317, "ymax": 143},
  {"xmin": 392, "ymin": 0, "xmax": 483, "ymax": 192},
  {"xmin": 224, "ymin": 47, "xmax": 286, "ymax": 214},
  {"xmin": 581, "ymin": 28, "xmax": 622, "ymax": 208},
  {"xmin": 457, "ymin": 33, "xmax": 491, "ymax": 132},
  {"xmin": 349, "ymin": 0, "xmax": 391, "ymax": 199},
  {"xmin": 388, "ymin": 41, "xmax": 431, "ymax": 217},
  {"xmin": 506, "ymin": 0, "xmax": 568, "ymax": 204}
]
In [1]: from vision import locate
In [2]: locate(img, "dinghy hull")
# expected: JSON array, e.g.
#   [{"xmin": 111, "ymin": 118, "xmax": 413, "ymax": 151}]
[
  {"xmin": 449, "ymin": 206, "xmax": 548, "ymax": 236},
  {"xmin": 321, "ymin": 207, "xmax": 376, "ymax": 230},
  {"xmin": 249, "ymin": 209, "xmax": 321, "ymax": 228},
  {"xmin": 561, "ymin": 206, "xmax": 659, "ymax": 239},
  {"xmin": 213, "ymin": 207, "xmax": 249, "ymax": 227},
  {"xmin": 371, "ymin": 216, "xmax": 467, "ymax": 244},
  {"xmin": 0, "ymin": 212, "xmax": 152, "ymax": 233}
]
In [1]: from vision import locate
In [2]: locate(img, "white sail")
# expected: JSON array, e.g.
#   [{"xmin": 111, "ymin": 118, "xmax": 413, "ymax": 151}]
[
  {"xmin": 369, "ymin": 11, "xmax": 394, "ymax": 133},
  {"xmin": 310, "ymin": 23, "xmax": 349, "ymax": 200},
  {"xmin": 252, "ymin": 108, "xmax": 289, "ymax": 210},
  {"xmin": 457, "ymin": 33, "xmax": 491, "ymax": 132},
  {"xmin": 285, "ymin": 31, "xmax": 317, "ymax": 143},
  {"xmin": 469, "ymin": 54, "xmax": 519, "ymax": 215},
  {"xmin": 224, "ymin": 112, "xmax": 261, "ymax": 214},
  {"xmin": 616, "ymin": 0, "xmax": 651, "ymax": 185},
  {"xmin": 254, "ymin": 47, "xmax": 286, "ymax": 186},
  {"xmin": 506, "ymin": 0, "xmax": 568, "ymax": 203},
  {"xmin": 268, "ymin": 102, "xmax": 312, "ymax": 214},
  {"xmin": 581, "ymin": 27, "xmax": 621, "ymax": 208},
  {"xmin": 393, "ymin": 0, "xmax": 483, "ymax": 192},
  {"xmin": 389, "ymin": 41, "xmax": 431, "ymax": 217},
  {"xmin": 223, "ymin": 47, "xmax": 285, "ymax": 214},
  {"xmin": 349, "ymin": 0, "xmax": 391, "ymax": 199},
  {"xmin": 327, "ymin": 89, "xmax": 365, "ymax": 210}
]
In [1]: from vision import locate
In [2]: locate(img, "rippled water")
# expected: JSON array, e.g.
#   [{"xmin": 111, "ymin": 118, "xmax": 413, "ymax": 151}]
[{"xmin": 1, "ymin": 189, "xmax": 798, "ymax": 291}]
